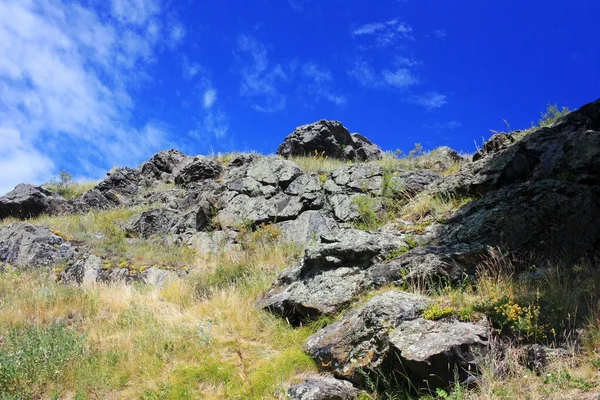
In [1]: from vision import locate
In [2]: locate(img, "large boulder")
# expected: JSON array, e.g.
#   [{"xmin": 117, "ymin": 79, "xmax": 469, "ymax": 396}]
[
  {"xmin": 0, "ymin": 184, "xmax": 70, "ymax": 220},
  {"xmin": 288, "ymin": 375, "xmax": 359, "ymax": 400},
  {"xmin": 304, "ymin": 290, "xmax": 488, "ymax": 389},
  {"xmin": 257, "ymin": 229, "xmax": 407, "ymax": 324},
  {"xmin": 388, "ymin": 318, "xmax": 488, "ymax": 388},
  {"xmin": 0, "ymin": 223, "xmax": 75, "ymax": 268},
  {"xmin": 277, "ymin": 120, "xmax": 383, "ymax": 161},
  {"xmin": 303, "ymin": 291, "xmax": 430, "ymax": 384},
  {"xmin": 277, "ymin": 210, "xmax": 339, "ymax": 244},
  {"xmin": 77, "ymin": 167, "xmax": 142, "ymax": 210}
]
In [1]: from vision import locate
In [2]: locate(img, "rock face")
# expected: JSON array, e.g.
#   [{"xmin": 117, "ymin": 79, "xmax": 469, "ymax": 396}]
[
  {"xmin": 288, "ymin": 375, "xmax": 359, "ymax": 400},
  {"xmin": 277, "ymin": 120, "xmax": 383, "ymax": 161},
  {"xmin": 0, "ymin": 184, "xmax": 70, "ymax": 219},
  {"xmin": 0, "ymin": 223, "xmax": 75, "ymax": 268},
  {"xmin": 430, "ymin": 98, "xmax": 600, "ymax": 258},
  {"xmin": 257, "ymin": 230, "xmax": 407, "ymax": 324},
  {"xmin": 303, "ymin": 290, "xmax": 488, "ymax": 389},
  {"xmin": 367, "ymin": 244, "xmax": 489, "ymax": 287},
  {"xmin": 388, "ymin": 318, "xmax": 488, "ymax": 388},
  {"xmin": 174, "ymin": 156, "xmax": 224, "ymax": 187}
]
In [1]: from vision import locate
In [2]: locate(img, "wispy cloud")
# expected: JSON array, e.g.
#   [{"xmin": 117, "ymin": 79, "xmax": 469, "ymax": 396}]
[
  {"xmin": 203, "ymin": 89, "xmax": 217, "ymax": 109},
  {"xmin": 433, "ymin": 29, "xmax": 447, "ymax": 39},
  {"xmin": 0, "ymin": 0, "xmax": 184, "ymax": 194},
  {"xmin": 169, "ymin": 23, "xmax": 186, "ymax": 48},
  {"xmin": 423, "ymin": 120, "xmax": 462, "ymax": 131},
  {"xmin": 382, "ymin": 68, "xmax": 420, "ymax": 88},
  {"xmin": 301, "ymin": 62, "xmax": 346, "ymax": 105},
  {"xmin": 288, "ymin": 0, "xmax": 304, "ymax": 12},
  {"xmin": 352, "ymin": 19, "xmax": 414, "ymax": 47},
  {"xmin": 189, "ymin": 109, "xmax": 229, "ymax": 140},
  {"xmin": 110, "ymin": 0, "xmax": 160, "ymax": 26},
  {"xmin": 349, "ymin": 60, "xmax": 419, "ymax": 89},
  {"xmin": 410, "ymin": 92, "xmax": 448, "ymax": 109},
  {"xmin": 235, "ymin": 34, "xmax": 289, "ymax": 112}
]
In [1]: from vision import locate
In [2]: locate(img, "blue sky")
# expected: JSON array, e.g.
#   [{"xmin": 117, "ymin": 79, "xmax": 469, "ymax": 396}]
[{"xmin": 0, "ymin": 0, "xmax": 599, "ymax": 194}]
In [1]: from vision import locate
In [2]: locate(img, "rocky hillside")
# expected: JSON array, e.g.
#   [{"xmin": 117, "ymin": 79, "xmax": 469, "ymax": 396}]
[{"xmin": 1, "ymin": 100, "xmax": 600, "ymax": 399}]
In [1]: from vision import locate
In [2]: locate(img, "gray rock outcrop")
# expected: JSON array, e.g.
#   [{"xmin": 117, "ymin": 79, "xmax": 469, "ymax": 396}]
[
  {"xmin": 0, "ymin": 223, "xmax": 75, "ymax": 268},
  {"xmin": 258, "ymin": 229, "xmax": 408, "ymax": 324},
  {"xmin": 277, "ymin": 120, "xmax": 383, "ymax": 161},
  {"xmin": 0, "ymin": 184, "xmax": 70, "ymax": 220}
]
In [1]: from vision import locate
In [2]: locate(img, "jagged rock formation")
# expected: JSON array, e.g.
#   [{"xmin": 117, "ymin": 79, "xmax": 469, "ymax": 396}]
[
  {"xmin": 431, "ymin": 98, "xmax": 600, "ymax": 258},
  {"xmin": 0, "ymin": 184, "xmax": 71, "ymax": 219},
  {"xmin": 0, "ymin": 223, "xmax": 75, "ymax": 268},
  {"xmin": 277, "ymin": 120, "xmax": 384, "ymax": 161}
]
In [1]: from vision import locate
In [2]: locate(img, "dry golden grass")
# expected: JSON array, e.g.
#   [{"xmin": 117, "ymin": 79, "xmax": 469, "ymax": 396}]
[{"xmin": 0, "ymin": 236, "xmax": 316, "ymax": 399}]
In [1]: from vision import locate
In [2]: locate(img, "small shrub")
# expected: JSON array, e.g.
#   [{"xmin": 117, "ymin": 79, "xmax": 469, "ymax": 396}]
[
  {"xmin": 353, "ymin": 195, "xmax": 381, "ymax": 230},
  {"xmin": 422, "ymin": 303, "xmax": 456, "ymax": 320},
  {"xmin": 0, "ymin": 323, "xmax": 86, "ymax": 396}
]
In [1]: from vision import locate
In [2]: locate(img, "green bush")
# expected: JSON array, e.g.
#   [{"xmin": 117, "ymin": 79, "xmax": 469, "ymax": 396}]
[{"xmin": 0, "ymin": 323, "xmax": 86, "ymax": 397}]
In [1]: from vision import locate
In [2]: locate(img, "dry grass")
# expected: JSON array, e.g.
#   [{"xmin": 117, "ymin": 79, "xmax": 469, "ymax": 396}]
[{"xmin": 0, "ymin": 236, "xmax": 316, "ymax": 399}]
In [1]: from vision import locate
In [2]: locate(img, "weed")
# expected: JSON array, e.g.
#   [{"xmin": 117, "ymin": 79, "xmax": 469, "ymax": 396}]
[
  {"xmin": 422, "ymin": 302, "xmax": 456, "ymax": 320},
  {"xmin": 0, "ymin": 323, "xmax": 86, "ymax": 397}
]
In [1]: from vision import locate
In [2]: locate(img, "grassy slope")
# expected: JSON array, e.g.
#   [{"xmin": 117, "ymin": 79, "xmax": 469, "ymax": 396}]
[{"xmin": 2, "ymin": 112, "xmax": 600, "ymax": 399}]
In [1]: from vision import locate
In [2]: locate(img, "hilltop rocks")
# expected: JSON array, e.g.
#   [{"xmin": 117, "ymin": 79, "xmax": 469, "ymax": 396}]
[
  {"xmin": 258, "ymin": 229, "xmax": 407, "ymax": 324},
  {"xmin": 214, "ymin": 157, "xmax": 314, "ymax": 227},
  {"xmin": 288, "ymin": 375, "xmax": 359, "ymax": 400},
  {"xmin": 141, "ymin": 149, "xmax": 192, "ymax": 183},
  {"xmin": 77, "ymin": 167, "xmax": 142, "ymax": 209},
  {"xmin": 0, "ymin": 184, "xmax": 70, "ymax": 220},
  {"xmin": 0, "ymin": 223, "xmax": 75, "ymax": 268},
  {"xmin": 277, "ymin": 120, "xmax": 383, "ymax": 161},
  {"xmin": 174, "ymin": 156, "xmax": 224, "ymax": 187}
]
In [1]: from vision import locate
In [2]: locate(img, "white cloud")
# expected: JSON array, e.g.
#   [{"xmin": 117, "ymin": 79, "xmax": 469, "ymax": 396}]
[
  {"xmin": 235, "ymin": 34, "xmax": 289, "ymax": 112},
  {"xmin": 348, "ymin": 60, "xmax": 381, "ymax": 88},
  {"xmin": 0, "ymin": 0, "xmax": 183, "ymax": 192},
  {"xmin": 410, "ymin": 92, "xmax": 448, "ymax": 109},
  {"xmin": 382, "ymin": 68, "xmax": 419, "ymax": 88},
  {"xmin": 301, "ymin": 62, "xmax": 346, "ymax": 105},
  {"xmin": 434, "ymin": 29, "xmax": 447, "ymax": 39},
  {"xmin": 169, "ymin": 23, "xmax": 186, "ymax": 48},
  {"xmin": 203, "ymin": 89, "xmax": 217, "ymax": 109},
  {"xmin": 110, "ymin": 0, "xmax": 160, "ymax": 26},
  {"xmin": 352, "ymin": 19, "xmax": 414, "ymax": 47},
  {"xmin": 188, "ymin": 110, "xmax": 229, "ymax": 140},
  {"xmin": 182, "ymin": 58, "xmax": 204, "ymax": 80},
  {"xmin": 349, "ymin": 60, "xmax": 418, "ymax": 90},
  {"xmin": 0, "ymin": 128, "xmax": 54, "ymax": 195}
]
